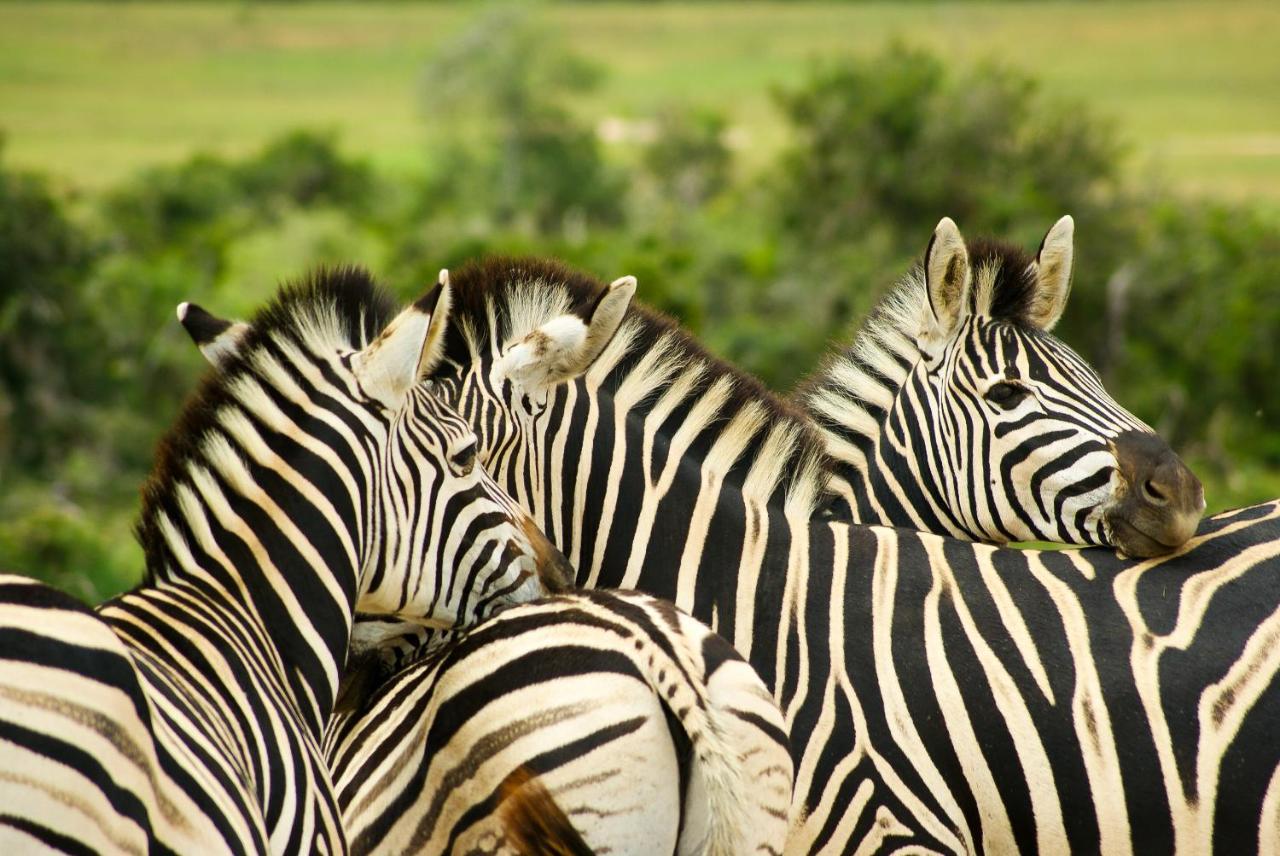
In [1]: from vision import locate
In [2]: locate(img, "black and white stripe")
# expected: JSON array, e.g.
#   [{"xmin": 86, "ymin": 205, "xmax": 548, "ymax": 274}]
[
  {"xmin": 325, "ymin": 589, "xmax": 792, "ymax": 855},
  {"xmin": 797, "ymin": 216, "xmax": 1205, "ymax": 556},
  {"xmin": 188, "ymin": 261, "xmax": 1280, "ymax": 853},
  {"xmin": 0, "ymin": 269, "xmax": 564, "ymax": 853},
  {"xmin": 421, "ymin": 258, "xmax": 1280, "ymax": 853}
]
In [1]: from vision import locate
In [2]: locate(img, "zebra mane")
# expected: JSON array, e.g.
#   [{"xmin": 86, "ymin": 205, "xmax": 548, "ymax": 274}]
[
  {"xmin": 446, "ymin": 256, "xmax": 832, "ymax": 516},
  {"xmin": 795, "ymin": 238, "xmax": 1045, "ymax": 457},
  {"xmin": 136, "ymin": 265, "xmax": 398, "ymax": 583}
]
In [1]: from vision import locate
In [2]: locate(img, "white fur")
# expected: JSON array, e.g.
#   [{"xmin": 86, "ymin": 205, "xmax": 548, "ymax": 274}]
[
  {"xmin": 922, "ymin": 216, "xmax": 972, "ymax": 355},
  {"xmin": 495, "ymin": 274, "xmax": 637, "ymax": 394},
  {"xmin": 1029, "ymin": 214, "xmax": 1075, "ymax": 331},
  {"xmin": 353, "ymin": 309, "xmax": 434, "ymax": 409}
]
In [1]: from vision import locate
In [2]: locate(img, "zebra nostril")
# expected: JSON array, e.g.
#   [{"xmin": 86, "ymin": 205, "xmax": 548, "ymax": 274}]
[{"xmin": 1142, "ymin": 479, "xmax": 1168, "ymax": 506}]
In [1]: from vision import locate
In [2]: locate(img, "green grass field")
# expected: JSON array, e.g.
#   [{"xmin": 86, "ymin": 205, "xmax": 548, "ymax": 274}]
[{"xmin": 1, "ymin": 1, "xmax": 1278, "ymax": 199}]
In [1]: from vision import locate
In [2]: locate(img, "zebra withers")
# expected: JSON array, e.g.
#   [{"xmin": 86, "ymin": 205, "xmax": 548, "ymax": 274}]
[
  {"xmin": 797, "ymin": 215, "xmax": 1205, "ymax": 555},
  {"xmin": 325, "ymin": 590, "xmax": 793, "ymax": 856},
  {"xmin": 0, "ymin": 269, "xmax": 568, "ymax": 853}
]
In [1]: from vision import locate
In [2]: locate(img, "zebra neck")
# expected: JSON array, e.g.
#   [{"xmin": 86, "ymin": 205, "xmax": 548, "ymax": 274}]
[
  {"xmin": 808, "ymin": 373, "xmax": 982, "ymax": 540},
  {"xmin": 118, "ymin": 499, "xmax": 360, "ymax": 740},
  {"xmin": 526, "ymin": 367, "xmax": 826, "ymax": 589},
  {"xmin": 795, "ymin": 278, "xmax": 981, "ymax": 539}
]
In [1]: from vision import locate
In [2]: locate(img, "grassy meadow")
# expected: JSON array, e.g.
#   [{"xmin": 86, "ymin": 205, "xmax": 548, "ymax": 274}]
[{"xmin": 1, "ymin": 1, "xmax": 1279, "ymax": 198}]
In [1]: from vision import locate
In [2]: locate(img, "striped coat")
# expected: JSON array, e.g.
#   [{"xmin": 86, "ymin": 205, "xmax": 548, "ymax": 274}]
[{"xmin": 0, "ymin": 270, "xmax": 564, "ymax": 853}]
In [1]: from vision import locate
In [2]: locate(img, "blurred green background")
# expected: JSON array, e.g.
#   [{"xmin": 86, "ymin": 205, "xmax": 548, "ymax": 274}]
[{"xmin": 2, "ymin": 1, "xmax": 1278, "ymax": 600}]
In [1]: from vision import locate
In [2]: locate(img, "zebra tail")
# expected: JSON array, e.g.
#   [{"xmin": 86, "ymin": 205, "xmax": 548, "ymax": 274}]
[
  {"xmin": 498, "ymin": 766, "xmax": 595, "ymax": 856},
  {"xmin": 637, "ymin": 606, "xmax": 755, "ymax": 856}
]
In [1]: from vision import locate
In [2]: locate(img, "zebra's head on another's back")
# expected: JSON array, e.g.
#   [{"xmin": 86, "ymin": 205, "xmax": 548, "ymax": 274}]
[
  {"xmin": 171, "ymin": 268, "xmax": 572, "ymax": 631},
  {"xmin": 799, "ymin": 216, "xmax": 1205, "ymax": 556}
]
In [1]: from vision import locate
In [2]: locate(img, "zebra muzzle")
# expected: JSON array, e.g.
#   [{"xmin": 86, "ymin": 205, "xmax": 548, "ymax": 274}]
[
  {"xmin": 520, "ymin": 517, "xmax": 576, "ymax": 593},
  {"xmin": 1106, "ymin": 430, "xmax": 1206, "ymax": 557}
]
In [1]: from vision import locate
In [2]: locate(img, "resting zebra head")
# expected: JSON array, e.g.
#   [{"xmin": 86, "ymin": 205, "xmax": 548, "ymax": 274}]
[
  {"xmin": 172, "ymin": 267, "xmax": 571, "ymax": 631},
  {"xmin": 797, "ymin": 216, "xmax": 1204, "ymax": 556}
]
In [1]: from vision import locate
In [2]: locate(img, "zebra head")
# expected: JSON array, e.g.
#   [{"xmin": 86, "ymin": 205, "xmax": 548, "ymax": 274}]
[
  {"xmin": 175, "ymin": 268, "xmax": 572, "ymax": 630},
  {"xmin": 799, "ymin": 216, "xmax": 1205, "ymax": 556}
]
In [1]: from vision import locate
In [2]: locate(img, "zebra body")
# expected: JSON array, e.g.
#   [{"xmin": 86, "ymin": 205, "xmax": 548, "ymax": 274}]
[
  {"xmin": 0, "ymin": 270, "xmax": 565, "ymax": 853},
  {"xmin": 425, "ymin": 259, "xmax": 1280, "ymax": 853},
  {"xmin": 324, "ymin": 590, "xmax": 793, "ymax": 856},
  {"xmin": 187, "ymin": 260, "xmax": 1279, "ymax": 853}
]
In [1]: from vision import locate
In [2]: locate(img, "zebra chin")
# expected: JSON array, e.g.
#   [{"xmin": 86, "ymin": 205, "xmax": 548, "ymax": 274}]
[{"xmin": 1106, "ymin": 511, "xmax": 1203, "ymax": 558}]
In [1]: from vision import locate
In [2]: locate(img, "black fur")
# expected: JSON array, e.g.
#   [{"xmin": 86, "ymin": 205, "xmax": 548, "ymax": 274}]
[
  {"xmin": 179, "ymin": 303, "xmax": 232, "ymax": 346},
  {"xmin": 965, "ymin": 238, "xmax": 1040, "ymax": 327}
]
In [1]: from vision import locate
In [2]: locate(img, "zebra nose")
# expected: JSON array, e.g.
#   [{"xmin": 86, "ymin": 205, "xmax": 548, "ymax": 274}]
[
  {"xmin": 1108, "ymin": 430, "xmax": 1205, "ymax": 557},
  {"xmin": 540, "ymin": 548, "xmax": 576, "ymax": 593},
  {"xmin": 519, "ymin": 517, "xmax": 576, "ymax": 593}
]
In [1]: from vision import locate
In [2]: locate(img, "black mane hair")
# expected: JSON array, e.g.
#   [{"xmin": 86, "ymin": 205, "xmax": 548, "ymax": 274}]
[
  {"xmin": 965, "ymin": 237, "xmax": 1041, "ymax": 328},
  {"xmin": 134, "ymin": 265, "xmax": 397, "ymax": 584}
]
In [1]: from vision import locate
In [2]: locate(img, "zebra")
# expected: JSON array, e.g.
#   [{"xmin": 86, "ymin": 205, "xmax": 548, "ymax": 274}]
[
  {"xmin": 187, "ymin": 261, "xmax": 1280, "ymax": 853},
  {"xmin": 0, "ymin": 267, "xmax": 568, "ymax": 854},
  {"xmin": 183, "ymin": 286, "xmax": 795, "ymax": 856},
  {"xmin": 796, "ymin": 215, "xmax": 1205, "ymax": 555},
  {"xmin": 324, "ymin": 590, "xmax": 793, "ymax": 856}
]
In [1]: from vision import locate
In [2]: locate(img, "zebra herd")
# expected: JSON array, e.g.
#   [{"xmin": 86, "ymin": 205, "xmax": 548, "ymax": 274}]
[{"xmin": 2, "ymin": 216, "xmax": 1278, "ymax": 854}]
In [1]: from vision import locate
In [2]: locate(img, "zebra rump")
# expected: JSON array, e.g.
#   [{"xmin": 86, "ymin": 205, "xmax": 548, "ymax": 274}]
[{"xmin": 325, "ymin": 589, "xmax": 794, "ymax": 856}]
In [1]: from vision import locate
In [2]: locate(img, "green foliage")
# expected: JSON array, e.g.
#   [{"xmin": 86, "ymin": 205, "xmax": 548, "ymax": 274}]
[
  {"xmin": 774, "ymin": 44, "xmax": 1121, "ymax": 253},
  {"xmin": 1117, "ymin": 201, "xmax": 1280, "ymax": 463},
  {"xmin": 0, "ymin": 488, "xmax": 140, "ymax": 602},
  {"xmin": 769, "ymin": 45, "xmax": 1136, "ymax": 360},
  {"xmin": 0, "ymin": 148, "xmax": 97, "ymax": 478},
  {"xmin": 642, "ymin": 107, "xmax": 733, "ymax": 211},
  {"xmin": 102, "ymin": 130, "xmax": 377, "ymax": 273},
  {"xmin": 3, "ymin": 34, "xmax": 1278, "ymax": 601},
  {"xmin": 417, "ymin": 5, "xmax": 624, "ymax": 233}
]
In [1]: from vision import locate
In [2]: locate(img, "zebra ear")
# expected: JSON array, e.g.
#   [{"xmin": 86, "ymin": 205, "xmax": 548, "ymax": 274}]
[
  {"xmin": 177, "ymin": 302, "xmax": 250, "ymax": 369},
  {"xmin": 1028, "ymin": 215, "xmax": 1074, "ymax": 331},
  {"xmin": 354, "ymin": 273, "xmax": 452, "ymax": 407},
  {"xmin": 497, "ymin": 275, "xmax": 636, "ymax": 391},
  {"xmin": 922, "ymin": 216, "xmax": 971, "ymax": 344}
]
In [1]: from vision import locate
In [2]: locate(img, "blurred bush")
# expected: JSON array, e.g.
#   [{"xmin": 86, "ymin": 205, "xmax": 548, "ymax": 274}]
[
  {"xmin": 1, "ymin": 39, "xmax": 1277, "ymax": 600},
  {"xmin": 1116, "ymin": 201, "xmax": 1280, "ymax": 464}
]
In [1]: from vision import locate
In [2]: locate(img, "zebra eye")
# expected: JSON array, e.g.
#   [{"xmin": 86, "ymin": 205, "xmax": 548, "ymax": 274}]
[
  {"xmin": 985, "ymin": 382, "xmax": 1028, "ymax": 410},
  {"xmin": 449, "ymin": 442, "xmax": 477, "ymax": 476}
]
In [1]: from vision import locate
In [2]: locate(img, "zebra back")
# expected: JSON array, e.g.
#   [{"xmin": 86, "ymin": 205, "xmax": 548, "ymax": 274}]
[{"xmin": 324, "ymin": 590, "xmax": 793, "ymax": 856}]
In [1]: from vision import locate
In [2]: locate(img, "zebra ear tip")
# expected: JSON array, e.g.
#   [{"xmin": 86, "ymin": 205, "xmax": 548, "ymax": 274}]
[
  {"xmin": 934, "ymin": 216, "xmax": 959, "ymax": 237},
  {"xmin": 176, "ymin": 302, "xmax": 190, "ymax": 322},
  {"xmin": 438, "ymin": 268, "xmax": 450, "ymax": 288},
  {"xmin": 609, "ymin": 275, "xmax": 637, "ymax": 293}
]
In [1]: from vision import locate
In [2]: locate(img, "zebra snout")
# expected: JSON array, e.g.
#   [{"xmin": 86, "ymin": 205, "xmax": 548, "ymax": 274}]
[
  {"xmin": 519, "ymin": 517, "xmax": 576, "ymax": 593},
  {"xmin": 1107, "ymin": 430, "xmax": 1205, "ymax": 557}
]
